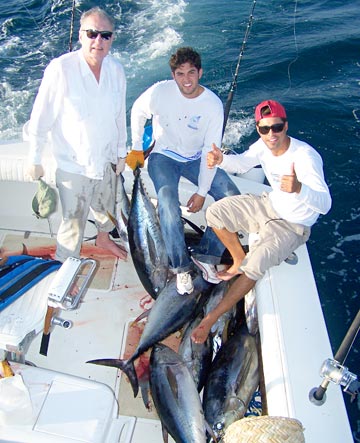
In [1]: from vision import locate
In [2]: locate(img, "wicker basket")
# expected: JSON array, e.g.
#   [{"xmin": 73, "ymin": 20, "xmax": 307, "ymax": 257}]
[{"xmin": 224, "ymin": 416, "xmax": 305, "ymax": 443}]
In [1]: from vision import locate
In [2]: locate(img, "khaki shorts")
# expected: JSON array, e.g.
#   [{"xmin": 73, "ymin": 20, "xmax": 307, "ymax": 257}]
[
  {"xmin": 206, "ymin": 192, "xmax": 311, "ymax": 280},
  {"xmin": 55, "ymin": 163, "xmax": 115, "ymax": 261}
]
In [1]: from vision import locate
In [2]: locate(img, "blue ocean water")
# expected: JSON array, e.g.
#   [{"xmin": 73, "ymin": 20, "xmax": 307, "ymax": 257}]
[{"xmin": 0, "ymin": 0, "xmax": 359, "ymax": 439}]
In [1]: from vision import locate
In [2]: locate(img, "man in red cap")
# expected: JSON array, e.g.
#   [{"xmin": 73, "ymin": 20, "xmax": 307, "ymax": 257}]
[{"xmin": 191, "ymin": 99, "xmax": 332, "ymax": 344}]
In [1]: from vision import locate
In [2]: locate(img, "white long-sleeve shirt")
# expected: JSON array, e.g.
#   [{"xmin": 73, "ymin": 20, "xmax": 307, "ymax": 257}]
[
  {"xmin": 220, "ymin": 136, "xmax": 332, "ymax": 226},
  {"xmin": 27, "ymin": 49, "xmax": 127, "ymax": 179},
  {"xmin": 131, "ymin": 80, "xmax": 224, "ymax": 196}
]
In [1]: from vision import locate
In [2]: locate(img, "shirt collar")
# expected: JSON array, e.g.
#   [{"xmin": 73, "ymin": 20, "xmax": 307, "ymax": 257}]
[{"xmin": 78, "ymin": 49, "xmax": 109, "ymax": 78}]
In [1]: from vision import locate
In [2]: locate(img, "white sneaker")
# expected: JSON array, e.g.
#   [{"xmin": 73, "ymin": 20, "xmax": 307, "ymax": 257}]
[
  {"xmin": 191, "ymin": 257, "xmax": 222, "ymax": 284},
  {"xmin": 176, "ymin": 272, "xmax": 194, "ymax": 295}
]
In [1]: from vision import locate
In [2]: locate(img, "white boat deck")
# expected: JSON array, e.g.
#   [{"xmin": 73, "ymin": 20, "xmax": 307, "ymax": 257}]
[{"xmin": 0, "ymin": 140, "xmax": 354, "ymax": 443}]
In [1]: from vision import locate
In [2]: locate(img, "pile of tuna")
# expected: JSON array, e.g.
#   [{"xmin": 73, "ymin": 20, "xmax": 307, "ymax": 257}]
[{"xmin": 88, "ymin": 169, "xmax": 260, "ymax": 442}]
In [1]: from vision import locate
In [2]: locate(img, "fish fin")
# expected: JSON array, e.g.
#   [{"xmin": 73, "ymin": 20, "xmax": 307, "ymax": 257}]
[
  {"xmin": 133, "ymin": 166, "xmax": 141, "ymax": 178},
  {"xmin": 166, "ymin": 365, "xmax": 179, "ymax": 400},
  {"xmin": 205, "ymin": 420, "xmax": 218, "ymax": 442},
  {"xmin": 86, "ymin": 358, "xmax": 139, "ymax": 397},
  {"xmin": 107, "ymin": 211, "xmax": 118, "ymax": 228},
  {"xmin": 131, "ymin": 309, "xmax": 150, "ymax": 325},
  {"xmin": 107, "ymin": 211, "xmax": 129, "ymax": 246},
  {"xmin": 146, "ymin": 230, "xmax": 158, "ymax": 264},
  {"xmin": 120, "ymin": 208, "xmax": 128, "ymax": 226},
  {"xmin": 181, "ymin": 216, "xmax": 205, "ymax": 236},
  {"xmin": 119, "ymin": 176, "xmax": 131, "ymax": 222},
  {"xmin": 139, "ymin": 380, "xmax": 151, "ymax": 410},
  {"xmin": 161, "ymin": 423, "xmax": 169, "ymax": 443}
]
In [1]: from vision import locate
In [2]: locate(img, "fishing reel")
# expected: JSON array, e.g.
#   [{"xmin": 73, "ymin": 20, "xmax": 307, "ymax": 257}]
[
  {"xmin": 320, "ymin": 358, "xmax": 359, "ymax": 399},
  {"xmin": 310, "ymin": 310, "xmax": 360, "ymax": 406},
  {"xmin": 310, "ymin": 358, "xmax": 359, "ymax": 405}
]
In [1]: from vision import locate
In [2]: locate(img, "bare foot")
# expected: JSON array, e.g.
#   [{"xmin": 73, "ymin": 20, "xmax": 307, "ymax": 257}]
[
  {"xmin": 216, "ymin": 262, "xmax": 242, "ymax": 281},
  {"xmin": 96, "ymin": 232, "xmax": 127, "ymax": 260},
  {"xmin": 216, "ymin": 269, "xmax": 242, "ymax": 281},
  {"xmin": 191, "ymin": 318, "xmax": 212, "ymax": 344}
]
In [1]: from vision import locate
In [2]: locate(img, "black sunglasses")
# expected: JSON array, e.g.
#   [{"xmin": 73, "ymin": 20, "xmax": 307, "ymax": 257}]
[
  {"xmin": 82, "ymin": 29, "xmax": 113, "ymax": 41},
  {"xmin": 257, "ymin": 123, "xmax": 285, "ymax": 135}
]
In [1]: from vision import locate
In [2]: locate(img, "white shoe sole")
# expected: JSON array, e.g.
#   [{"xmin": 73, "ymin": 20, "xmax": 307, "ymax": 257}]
[{"xmin": 191, "ymin": 257, "xmax": 222, "ymax": 284}]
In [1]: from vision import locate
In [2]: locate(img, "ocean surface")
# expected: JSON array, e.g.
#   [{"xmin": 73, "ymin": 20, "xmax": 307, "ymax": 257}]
[{"xmin": 0, "ymin": 0, "xmax": 359, "ymax": 439}]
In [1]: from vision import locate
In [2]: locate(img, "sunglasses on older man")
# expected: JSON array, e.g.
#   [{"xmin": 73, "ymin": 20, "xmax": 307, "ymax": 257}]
[
  {"xmin": 82, "ymin": 29, "xmax": 113, "ymax": 40},
  {"xmin": 257, "ymin": 123, "xmax": 285, "ymax": 135}
]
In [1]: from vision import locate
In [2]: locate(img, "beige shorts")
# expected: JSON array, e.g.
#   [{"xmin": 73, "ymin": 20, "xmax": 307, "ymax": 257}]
[
  {"xmin": 206, "ymin": 192, "xmax": 311, "ymax": 280},
  {"xmin": 55, "ymin": 163, "xmax": 115, "ymax": 261}
]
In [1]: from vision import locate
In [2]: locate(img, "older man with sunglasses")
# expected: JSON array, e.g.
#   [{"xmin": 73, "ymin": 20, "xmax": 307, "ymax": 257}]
[
  {"xmin": 26, "ymin": 7, "xmax": 127, "ymax": 262},
  {"xmin": 191, "ymin": 99, "xmax": 332, "ymax": 344}
]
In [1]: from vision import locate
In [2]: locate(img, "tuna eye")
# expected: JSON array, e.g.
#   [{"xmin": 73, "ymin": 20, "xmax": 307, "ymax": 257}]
[{"xmin": 215, "ymin": 422, "xmax": 224, "ymax": 431}]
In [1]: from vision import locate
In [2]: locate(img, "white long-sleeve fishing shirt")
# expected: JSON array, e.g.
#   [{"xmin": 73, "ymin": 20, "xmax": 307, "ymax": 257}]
[
  {"xmin": 131, "ymin": 80, "xmax": 224, "ymax": 196},
  {"xmin": 27, "ymin": 49, "xmax": 127, "ymax": 179},
  {"xmin": 220, "ymin": 136, "xmax": 332, "ymax": 226}
]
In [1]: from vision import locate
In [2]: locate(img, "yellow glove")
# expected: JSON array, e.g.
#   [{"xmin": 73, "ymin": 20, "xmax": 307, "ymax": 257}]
[
  {"xmin": 126, "ymin": 150, "xmax": 145, "ymax": 170},
  {"xmin": 27, "ymin": 164, "xmax": 44, "ymax": 180}
]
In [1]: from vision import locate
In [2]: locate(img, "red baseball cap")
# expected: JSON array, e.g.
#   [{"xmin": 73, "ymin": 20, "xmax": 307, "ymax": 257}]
[{"xmin": 255, "ymin": 100, "xmax": 287, "ymax": 122}]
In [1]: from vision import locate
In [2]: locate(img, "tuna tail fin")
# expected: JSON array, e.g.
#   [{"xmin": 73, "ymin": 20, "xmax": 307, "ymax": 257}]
[{"xmin": 86, "ymin": 358, "xmax": 139, "ymax": 397}]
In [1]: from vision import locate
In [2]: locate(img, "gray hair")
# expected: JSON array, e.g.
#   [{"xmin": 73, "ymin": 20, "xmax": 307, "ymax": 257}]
[{"xmin": 80, "ymin": 7, "xmax": 115, "ymax": 30}]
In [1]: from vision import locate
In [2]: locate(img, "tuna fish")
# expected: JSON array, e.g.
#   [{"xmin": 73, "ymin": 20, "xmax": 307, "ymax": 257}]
[
  {"xmin": 244, "ymin": 287, "xmax": 258, "ymax": 336},
  {"xmin": 150, "ymin": 343, "xmax": 207, "ymax": 443},
  {"xmin": 128, "ymin": 167, "xmax": 169, "ymax": 299},
  {"xmin": 117, "ymin": 172, "xmax": 131, "ymax": 221},
  {"xmin": 203, "ymin": 279, "xmax": 237, "ymax": 353},
  {"xmin": 178, "ymin": 310, "xmax": 213, "ymax": 392},
  {"xmin": 87, "ymin": 274, "xmax": 210, "ymax": 397},
  {"xmin": 108, "ymin": 172, "xmax": 131, "ymax": 251},
  {"xmin": 202, "ymin": 323, "xmax": 259, "ymax": 440}
]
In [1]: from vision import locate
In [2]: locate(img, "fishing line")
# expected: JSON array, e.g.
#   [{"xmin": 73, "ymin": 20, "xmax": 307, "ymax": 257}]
[
  {"xmin": 285, "ymin": 0, "xmax": 299, "ymax": 94},
  {"xmin": 18, "ymin": 0, "xmax": 42, "ymax": 31},
  {"xmin": 222, "ymin": 0, "xmax": 257, "ymax": 137}
]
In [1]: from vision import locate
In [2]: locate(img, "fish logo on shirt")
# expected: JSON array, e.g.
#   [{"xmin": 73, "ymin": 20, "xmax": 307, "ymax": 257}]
[{"xmin": 187, "ymin": 115, "xmax": 201, "ymax": 130}]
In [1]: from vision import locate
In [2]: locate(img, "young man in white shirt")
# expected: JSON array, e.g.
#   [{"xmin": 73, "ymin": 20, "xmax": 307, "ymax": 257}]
[
  {"xmin": 126, "ymin": 47, "xmax": 240, "ymax": 295},
  {"xmin": 191, "ymin": 99, "xmax": 332, "ymax": 344},
  {"xmin": 26, "ymin": 7, "xmax": 127, "ymax": 262}
]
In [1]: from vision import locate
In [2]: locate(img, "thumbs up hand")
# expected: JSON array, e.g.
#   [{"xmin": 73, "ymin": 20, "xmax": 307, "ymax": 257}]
[
  {"xmin": 207, "ymin": 143, "xmax": 223, "ymax": 169},
  {"xmin": 280, "ymin": 162, "xmax": 302, "ymax": 194}
]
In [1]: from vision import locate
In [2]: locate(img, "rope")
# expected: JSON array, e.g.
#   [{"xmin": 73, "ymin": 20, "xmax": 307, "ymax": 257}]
[
  {"xmin": 222, "ymin": 0, "xmax": 257, "ymax": 137},
  {"xmin": 68, "ymin": 0, "xmax": 77, "ymax": 52}
]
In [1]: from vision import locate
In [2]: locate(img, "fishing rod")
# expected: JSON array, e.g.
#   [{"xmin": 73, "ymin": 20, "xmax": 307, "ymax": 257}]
[
  {"xmin": 68, "ymin": 0, "xmax": 77, "ymax": 52},
  {"xmin": 222, "ymin": 0, "xmax": 257, "ymax": 137}
]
